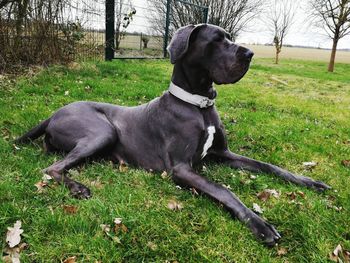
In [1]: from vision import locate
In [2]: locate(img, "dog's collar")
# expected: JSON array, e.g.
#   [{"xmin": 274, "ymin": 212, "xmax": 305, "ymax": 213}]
[{"xmin": 168, "ymin": 82, "xmax": 215, "ymax": 108}]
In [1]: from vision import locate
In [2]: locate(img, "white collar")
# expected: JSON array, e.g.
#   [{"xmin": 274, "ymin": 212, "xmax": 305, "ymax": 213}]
[{"xmin": 168, "ymin": 82, "xmax": 215, "ymax": 108}]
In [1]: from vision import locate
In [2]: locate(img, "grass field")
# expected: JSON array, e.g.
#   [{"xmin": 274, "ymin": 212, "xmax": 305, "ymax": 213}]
[
  {"xmin": 244, "ymin": 44, "xmax": 350, "ymax": 63},
  {"xmin": 1, "ymin": 58, "xmax": 350, "ymax": 262}
]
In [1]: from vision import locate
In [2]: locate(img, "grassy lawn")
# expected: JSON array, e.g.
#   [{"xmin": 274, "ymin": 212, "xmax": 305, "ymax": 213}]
[{"xmin": 0, "ymin": 58, "xmax": 350, "ymax": 262}]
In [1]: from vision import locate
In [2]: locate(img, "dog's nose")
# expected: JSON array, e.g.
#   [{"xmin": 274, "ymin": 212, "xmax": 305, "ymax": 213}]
[{"xmin": 244, "ymin": 50, "xmax": 254, "ymax": 61}]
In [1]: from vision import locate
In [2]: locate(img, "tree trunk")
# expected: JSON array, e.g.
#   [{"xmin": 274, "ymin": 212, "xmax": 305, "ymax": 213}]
[
  {"xmin": 275, "ymin": 48, "xmax": 280, "ymax": 64},
  {"xmin": 115, "ymin": 30, "xmax": 120, "ymax": 50},
  {"xmin": 328, "ymin": 36, "xmax": 339, "ymax": 72}
]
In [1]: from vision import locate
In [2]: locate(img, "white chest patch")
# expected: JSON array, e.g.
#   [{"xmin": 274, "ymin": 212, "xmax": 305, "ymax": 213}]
[{"xmin": 201, "ymin": 126, "xmax": 216, "ymax": 159}]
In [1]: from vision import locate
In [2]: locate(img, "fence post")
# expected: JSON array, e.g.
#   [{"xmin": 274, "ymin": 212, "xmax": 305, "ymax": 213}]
[
  {"xmin": 163, "ymin": 0, "xmax": 171, "ymax": 58},
  {"xmin": 140, "ymin": 32, "xmax": 142, "ymax": 50},
  {"xmin": 105, "ymin": 0, "xmax": 115, "ymax": 61},
  {"xmin": 203, "ymin": 6, "xmax": 209, "ymax": 23}
]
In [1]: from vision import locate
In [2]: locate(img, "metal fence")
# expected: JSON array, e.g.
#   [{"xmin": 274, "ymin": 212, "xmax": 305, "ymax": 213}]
[{"xmin": 0, "ymin": 0, "xmax": 208, "ymax": 72}]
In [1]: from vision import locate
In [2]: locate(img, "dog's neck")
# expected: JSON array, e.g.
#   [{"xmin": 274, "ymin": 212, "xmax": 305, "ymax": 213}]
[{"xmin": 171, "ymin": 62, "xmax": 217, "ymax": 99}]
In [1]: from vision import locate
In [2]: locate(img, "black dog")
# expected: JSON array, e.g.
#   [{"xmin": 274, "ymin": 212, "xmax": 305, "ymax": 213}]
[{"xmin": 16, "ymin": 24, "xmax": 330, "ymax": 246}]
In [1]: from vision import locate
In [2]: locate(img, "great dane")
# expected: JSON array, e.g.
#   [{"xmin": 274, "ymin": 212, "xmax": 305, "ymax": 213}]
[{"xmin": 16, "ymin": 24, "xmax": 330, "ymax": 246}]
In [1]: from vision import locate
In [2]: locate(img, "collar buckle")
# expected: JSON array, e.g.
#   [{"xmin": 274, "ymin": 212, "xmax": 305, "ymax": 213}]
[{"xmin": 199, "ymin": 98, "xmax": 214, "ymax": 108}]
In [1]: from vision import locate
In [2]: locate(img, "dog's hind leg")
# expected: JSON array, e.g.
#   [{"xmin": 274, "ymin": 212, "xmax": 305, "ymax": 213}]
[
  {"xmin": 44, "ymin": 136, "xmax": 115, "ymax": 199},
  {"xmin": 212, "ymin": 150, "xmax": 331, "ymax": 191},
  {"xmin": 171, "ymin": 162, "xmax": 281, "ymax": 246}
]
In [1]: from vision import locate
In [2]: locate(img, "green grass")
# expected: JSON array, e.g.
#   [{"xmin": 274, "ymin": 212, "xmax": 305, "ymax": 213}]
[{"xmin": 1, "ymin": 58, "xmax": 350, "ymax": 262}]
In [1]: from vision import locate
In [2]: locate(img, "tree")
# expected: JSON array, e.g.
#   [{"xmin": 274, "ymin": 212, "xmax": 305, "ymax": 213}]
[
  {"xmin": 115, "ymin": 0, "xmax": 136, "ymax": 50},
  {"xmin": 309, "ymin": 0, "xmax": 350, "ymax": 72},
  {"xmin": 148, "ymin": 0, "xmax": 263, "ymax": 41},
  {"xmin": 264, "ymin": 0, "xmax": 297, "ymax": 64}
]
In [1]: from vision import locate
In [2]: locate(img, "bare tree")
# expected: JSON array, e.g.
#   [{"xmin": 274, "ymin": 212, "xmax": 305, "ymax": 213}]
[
  {"xmin": 148, "ymin": 0, "xmax": 263, "ymax": 41},
  {"xmin": 264, "ymin": 0, "xmax": 297, "ymax": 64},
  {"xmin": 115, "ymin": 0, "xmax": 136, "ymax": 50},
  {"xmin": 309, "ymin": 0, "xmax": 350, "ymax": 72}
]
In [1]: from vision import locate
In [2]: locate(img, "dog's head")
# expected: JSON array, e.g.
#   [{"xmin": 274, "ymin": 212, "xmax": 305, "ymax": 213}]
[{"xmin": 167, "ymin": 24, "xmax": 253, "ymax": 85}]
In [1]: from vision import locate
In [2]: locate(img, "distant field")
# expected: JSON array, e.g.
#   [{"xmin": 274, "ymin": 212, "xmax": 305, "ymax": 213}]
[
  {"xmin": 81, "ymin": 31, "xmax": 350, "ymax": 63},
  {"xmin": 242, "ymin": 44, "xmax": 350, "ymax": 63}
]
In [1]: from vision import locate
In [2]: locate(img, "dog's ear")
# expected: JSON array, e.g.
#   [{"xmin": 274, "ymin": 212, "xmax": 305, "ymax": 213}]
[{"xmin": 167, "ymin": 24, "xmax": 205, "ymax": 64}]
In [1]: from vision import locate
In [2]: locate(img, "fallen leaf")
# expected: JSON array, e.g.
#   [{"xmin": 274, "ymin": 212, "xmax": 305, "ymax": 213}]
[
  {"xmin": 34, "ymin": 181, "xmax": 48, "ymax": 193},
  {"xmin": 64, "ymin": 90, "xmax": 69, "ymax": 96},
  {"xmin": 13, "ymin": 144, "xmax": 20, "ymax": 150},
  {"xmin": 297, "ymin": 191, "xmax": 305, "ymax": 198},
  {"xmin": 63, "ymin": 256, "xmax": 77, "ymax": 263},
  {"xmin": 303, "ymin": 161, "xmax": 317, "ymax": 169},
  {"xmin": 62, "ymin": 205, "xmax": 78, "ymax": 214},
  {"xmin": 257, "ymin": 189, "xmax": 280, "ymax": 201},
  {"xmin": 257, "ymin": 191, "xmax": 270, "ymax": 201},
  {"xmin": 167, "ymin": 200, "xmax": 183, "ymax": 211},
  {"xmin": 90, "ymin": 180, "xmax": 103, "ymax": 189},
  {"xmin": 286, "ymin": 192, "xmax": 297, "ymax": 200},
  {"xmin": 42, "ymin": 173, "xmax": 52, "ymax": 183},
  {"xmin": 160, "ymin": 171, "xmax": 168, "ymax": 179},
  {"xmin": 277, "ymin": 246, "xmax": 288, "ymax": 256},
  {"xmin": 119, "ymin": 161, "xmax": 128, "ymax": 172},
  {"xmin": 190, "ymin": 188, "xmax": 199, "ymax": 195},
  {"xmin": 341, "ymin": 160, "xmax": 350, "ymax": 167},
  {"xmin": 330, "ymin": 244, "xmax": 342, "ymax": 262},
  {"xmin": 100, "ymin": 224, "xmax": 111, "ymax": 233},
  {"xmin": 147, "ymin": 241, "xmax": 157, "ymax": 251},
  {"xmin": 6, "ymin": 221, "xmax": 23, "ymax": 248},
  {"xmin": 114, "ymin": 218, "xmax": 128, "ymax": 233},
  {"xmin": 252, "ymin": 203, "xmax": 263, "ymax": 214}
]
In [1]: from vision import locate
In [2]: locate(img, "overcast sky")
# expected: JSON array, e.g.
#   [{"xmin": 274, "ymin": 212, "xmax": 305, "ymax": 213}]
[
  {"xmin": 96, "ymin": 0, "xmax": 350, "ymax": 50},
  {"xmin": 236, "ymin": 1, "xmax": 350, "ymax": 49}
]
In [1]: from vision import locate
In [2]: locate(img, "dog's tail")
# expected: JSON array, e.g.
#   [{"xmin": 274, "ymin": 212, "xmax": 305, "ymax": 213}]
[{"xmin": 15, "ymin": 118, "xmax": 51, "ymax": 143}]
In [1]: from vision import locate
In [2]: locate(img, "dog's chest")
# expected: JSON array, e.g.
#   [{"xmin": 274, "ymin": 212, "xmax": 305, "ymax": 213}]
[{"xmin": 200, "ymin": 126, "xmax": 216, "ymax": 159}]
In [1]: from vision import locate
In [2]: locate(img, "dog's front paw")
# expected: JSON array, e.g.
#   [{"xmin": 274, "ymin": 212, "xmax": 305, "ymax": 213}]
[
  {"xmin": 69, "ymin": 182, "xmax": 92, "ymax": 199},
  {"xmin": 247, "ymin": 214, "xmax": 281, "ymax": 247}
]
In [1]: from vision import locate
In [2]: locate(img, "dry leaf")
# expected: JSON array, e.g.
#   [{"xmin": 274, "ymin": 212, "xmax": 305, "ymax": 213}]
[
  {"xmin": 303, "ymin": 161, "xmax": 317, "ymax": 169},
  {"xmin": 330, "ymin": 244, "xmax": 343, "ymax": 262},
  {"xmin": 190, "ymin": 188, "xmax": 199, "ymax": 195},
  {"xmin": 257, "ymin": 189, "xmax": 280, "ymax": 201},
  {"xmin": 119, "ymin": 161, "xmax": 128, "ymax": 172},
  {"xmin": 100, "ymin": 224, "xmax": 111, "ymax": 233},
  {"xmin": 297, "ymin": 191, "xmax": 305, "ymax": 198},
  {"xmin": 13, "ymin": 144, "xmax": 20, "ymax": 150},
  {"xmin": 147, "ymin": 241, "xmax": 157, "ymax": 251},
  {"xmin": 6, "ymin": 221, "xmax": 23, "ymax": 248},
  {"xmin": 34, "ymin": 181, "xmax": 48, "ymax": 193},
  {"xmin": 63, "ymin": 256, "xmax": 77, "ymax": 263},
  {"xmin": 167, "ymin": 200, "xmax": 183, "ymax": 211},
  {"xmin": 114, "ymin": 218, "xmax": 122, "ymax": 225},
  {"xmin": 114, "ymin": 218, "xmax": 128, "ymax": 233},
  {"xmin": 277, "ymin": 247, "xmax": 288, "ymax": 256},
  {"xmin": 161, "ymin": 171, "xmax": 168, "ymax": 179},
  {"xmin": 62, "ymin": 205, "xmax": 78, "ymax": 214},
  {"xmin": 286, "ymin": 192, "xmax": 297, "ymax": 200},
  {"xmin": 257, "ymin": 191, "xmax": 270, "ymax": 201},
  {"xmin": 252, "ymin": 203, "xmax": 263, "ymax": 214},
  {"xmin": 341, "ymin": 160, "xmax": 350, "ymax": 167},
  {"xmin": 90, "ymin": 180, "xmax": 103, "ymax": 189},
  {"xmin": 3, "ymin": 242, "xmax": 28, "ymax": 263},
  {"xmin": 42, "ymin": 174, "xmax": 52, "ymax": 183},
  {"xmin": 64, "ymin": 90, "xmax": 69, "ymax": 96}
]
